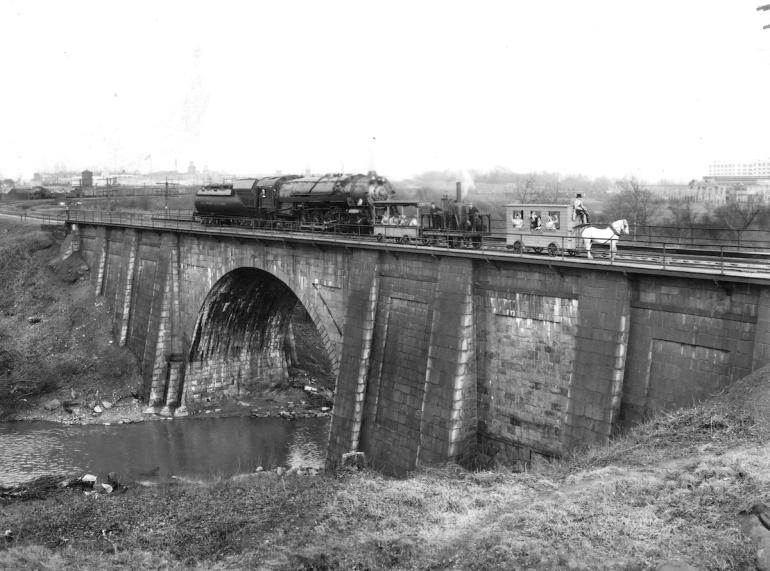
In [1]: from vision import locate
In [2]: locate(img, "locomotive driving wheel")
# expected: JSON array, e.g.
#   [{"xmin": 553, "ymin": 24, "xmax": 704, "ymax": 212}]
[{"xmin": 512, "ymin": 241, "xmax": 522, "ymax": 254}]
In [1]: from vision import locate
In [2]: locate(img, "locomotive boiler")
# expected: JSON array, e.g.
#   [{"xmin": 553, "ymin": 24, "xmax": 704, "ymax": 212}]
[{"xmin": 193, "ymin": 172, "xmax": 394, "ymax": 230}]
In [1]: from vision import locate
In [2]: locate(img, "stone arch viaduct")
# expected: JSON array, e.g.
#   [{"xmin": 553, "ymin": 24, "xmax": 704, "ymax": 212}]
[{"xmin": 66, "ymin": 220, "xmax": 770, "ymax": 473}]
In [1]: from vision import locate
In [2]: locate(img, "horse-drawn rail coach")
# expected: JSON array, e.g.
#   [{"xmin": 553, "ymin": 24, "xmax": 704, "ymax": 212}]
[{"xmin": 505, "ymin": 202, "xmax": 629, "ymax": 259}]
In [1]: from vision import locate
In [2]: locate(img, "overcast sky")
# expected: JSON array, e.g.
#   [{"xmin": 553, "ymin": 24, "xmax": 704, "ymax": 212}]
[{"xmin": 1, "ymin": 1, "xmax": 769, "ymax": 182}]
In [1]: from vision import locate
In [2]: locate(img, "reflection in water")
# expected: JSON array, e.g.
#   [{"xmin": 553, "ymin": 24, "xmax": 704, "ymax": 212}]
[
  {"xmin": 286, "ymin": 423, "xmax": 326, "ymax": 470},
  {"xmin": 0, "ymin": 415, "xmax": 329, "ymax": 486}
]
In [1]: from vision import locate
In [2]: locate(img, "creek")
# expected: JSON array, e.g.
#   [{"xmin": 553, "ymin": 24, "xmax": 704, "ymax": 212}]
[{"xmin": 0, "ymin": 415, "xmax": 329, "ymax": 487}]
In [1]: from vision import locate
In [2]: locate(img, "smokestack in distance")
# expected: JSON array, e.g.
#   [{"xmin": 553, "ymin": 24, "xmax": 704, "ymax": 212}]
[
  {"xmin": 368, "ymin": 136, "xmax": 377, "ymax": 175},
  {"xmin": 456, "ymin": 181, "xmax": 462, "ymax": 202}
]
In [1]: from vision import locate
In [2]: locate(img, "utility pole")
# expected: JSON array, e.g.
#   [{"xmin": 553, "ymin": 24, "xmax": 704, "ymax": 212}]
[{"xmin": 156, "ymin": 179, "xmax": 178, "ymax": 212}]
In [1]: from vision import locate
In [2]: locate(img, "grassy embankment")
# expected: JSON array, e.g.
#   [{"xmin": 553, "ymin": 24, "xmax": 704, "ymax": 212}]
[
  {"xmin": 2, "ymin": 387, "xmax": 769, "ymax": 570},
  {"xmin": 1, "ymin": 214, "xmax": 769, "ymax": 569}
]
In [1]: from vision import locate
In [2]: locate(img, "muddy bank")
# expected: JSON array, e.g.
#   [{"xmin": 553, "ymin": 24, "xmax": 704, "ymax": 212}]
[{"xmin": 9, "ymin": 378, "xmax": 333, "ymax": 426}]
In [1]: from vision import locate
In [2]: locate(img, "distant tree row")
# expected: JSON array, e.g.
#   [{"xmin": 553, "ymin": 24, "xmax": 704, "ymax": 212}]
[
  {"xmin": 402, "ymin": 168, "xmax": 615, "ymax": 205},
  {"xmin": 400, "ymin": 169, "xmax": 770, "ymax": 246},
  {"xmin": 597, "ymin": 177, "xmax": 770, "ymax": 246}
]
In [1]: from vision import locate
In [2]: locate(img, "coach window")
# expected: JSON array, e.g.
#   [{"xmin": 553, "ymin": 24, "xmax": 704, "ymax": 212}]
[
  {"xmin": 529, "ymin": 210, "xmax": 543, "ymax": 231},
  {"xmin": 547, "ymin": 211, "xmax": 560, "ymax": 230}
]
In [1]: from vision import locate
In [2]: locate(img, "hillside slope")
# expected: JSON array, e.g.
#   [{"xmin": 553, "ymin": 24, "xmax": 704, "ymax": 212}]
[{"xmin": 0, "ymin": 219, "xmax": 143, "ymax": 422}]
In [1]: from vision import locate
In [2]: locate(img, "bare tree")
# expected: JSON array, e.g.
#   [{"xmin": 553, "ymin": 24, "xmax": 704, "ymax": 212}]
[
  {"xmin": 602, "ymin": 178, "xmax": 662, "ymax": 236},
  {"xmin": 667, "ymin": 199, "xmax": 701, "ymax": 244},
  {"xmin": 513, "ymin": 173, "xmax": 539, "ymax": 202},
  {"xmin": 539, "ymin": 173, "xmax": 564, "ymax": 203},
  {"xmin": 705, "ymin": 199, "xmax": 769, "ymax": 246}
]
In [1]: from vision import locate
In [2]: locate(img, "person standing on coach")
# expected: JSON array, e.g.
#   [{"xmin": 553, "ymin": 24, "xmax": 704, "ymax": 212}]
[{"xmin": 573, "ymin": 194, "xmax": 590, "ymax": 224}]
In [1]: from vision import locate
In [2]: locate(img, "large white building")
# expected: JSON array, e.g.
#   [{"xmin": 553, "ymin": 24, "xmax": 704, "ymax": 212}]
[{"xmin": 708, "ymin": 159, "xmax": 770, "ymax": 178}]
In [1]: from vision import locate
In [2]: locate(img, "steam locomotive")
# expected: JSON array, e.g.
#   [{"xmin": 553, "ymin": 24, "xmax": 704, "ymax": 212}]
[{"xmin": 193, "ymin": 172, "xmax": 395, "ymax": 231}]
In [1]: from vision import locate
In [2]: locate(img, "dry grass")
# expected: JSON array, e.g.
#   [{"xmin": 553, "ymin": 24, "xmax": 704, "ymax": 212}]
[{"xmin": 5, "ymin": 430, "xmax": 765, "ymax": 570}]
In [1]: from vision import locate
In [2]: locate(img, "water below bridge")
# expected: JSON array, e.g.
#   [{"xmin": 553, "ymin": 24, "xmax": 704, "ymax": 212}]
[{"xmin": 0, "ymin": 415, "xmax": 329, "ymax": 487}]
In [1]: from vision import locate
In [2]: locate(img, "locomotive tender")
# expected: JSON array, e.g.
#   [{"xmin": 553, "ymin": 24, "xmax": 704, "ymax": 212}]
[{"xmin": 193, "ymin": 171, "xmax": 394, "ymax": 230}]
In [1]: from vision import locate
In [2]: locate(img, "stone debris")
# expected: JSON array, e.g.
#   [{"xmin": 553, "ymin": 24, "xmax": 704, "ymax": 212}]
[
  {"xmin": 107, "ymin": 472, "xmax": 123, "ymax": 490},
  {"xmin": 341, "ymin": 451, "xmax": 366, "ymax": 470},
  {"xmin": 251, "ymin": 408, "xmax": 330, "ymax": 420},
  {"xmin": 42, "ymin": 398, "xmax": 61, "ymax": 411}
]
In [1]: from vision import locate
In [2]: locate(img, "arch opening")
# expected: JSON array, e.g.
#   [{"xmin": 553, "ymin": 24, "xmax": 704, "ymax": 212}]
[{"xmin": 183, "ymin": 268, "xmax": 334, "ymax": 411}]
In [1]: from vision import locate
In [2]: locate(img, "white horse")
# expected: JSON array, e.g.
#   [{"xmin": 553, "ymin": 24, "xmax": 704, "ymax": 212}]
[{"xmin": 579, "ymin": 219, "xmax": 629, "ymax": 260}]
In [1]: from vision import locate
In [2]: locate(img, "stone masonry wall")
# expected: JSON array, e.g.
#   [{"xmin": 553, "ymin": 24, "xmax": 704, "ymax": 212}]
[
  {"xmin": 620, "ymin": 277, "xmax": 758, "ymax": 426},
  {"xmin": 74, "ymin": 223, "xmax": 770, "ymax": 474},
  {"xmin": 474, "ymin": 264, "xmax": 631, "ymax": 464},
  {"xmin": 354, "ymin": 254, "xmax": 477, "ymax": 473},
  {"xmin": 175, "ymin": 235, "xmax": 345, "ymax": 378},
  {"xmin": 327, "ymin": 249, "xmax": 380, "ymax": 464},
  {"xmin": 564, "ymin": 271, "xmax": 631, "ymax": 450}
]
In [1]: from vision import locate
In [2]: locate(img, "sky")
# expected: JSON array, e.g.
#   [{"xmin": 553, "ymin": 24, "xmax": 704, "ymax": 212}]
[{"xmin": 1, "ymin": 1, "xmax": 769, "ymax": 183}]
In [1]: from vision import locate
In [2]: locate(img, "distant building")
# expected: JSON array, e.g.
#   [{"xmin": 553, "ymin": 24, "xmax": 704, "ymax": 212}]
[
  {"xmin": 81, "ymin": 170, "xmax": 93, "ymax": 188},
  {"xmin": 726, "ymin": 182, "xmax": 770, "ymax": 204},
  {"xmin": 708, "ymin": 159, "xmax": 770, "ymax": 181},
  {"xmin": 644, "ymin": 182, "xmax": 728, "ymax": 204}
]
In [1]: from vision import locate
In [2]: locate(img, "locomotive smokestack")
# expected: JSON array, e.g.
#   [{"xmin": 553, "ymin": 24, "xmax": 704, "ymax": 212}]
[{"xmin": 456, "ymin": 181, "xmax": 462, "ymax": 202}]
